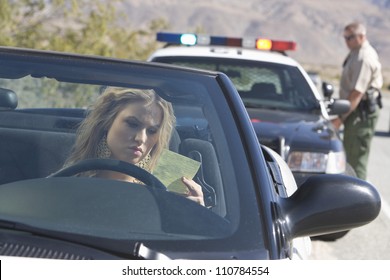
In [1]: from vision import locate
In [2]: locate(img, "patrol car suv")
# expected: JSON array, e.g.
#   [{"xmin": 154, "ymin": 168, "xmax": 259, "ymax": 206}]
[{"xmin": 148, "ymin": 32, "xmax": 354, "ymax": 188}]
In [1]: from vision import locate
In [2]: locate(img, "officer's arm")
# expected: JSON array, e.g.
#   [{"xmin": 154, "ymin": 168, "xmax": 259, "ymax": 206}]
[
  {"xmin": 332, "ymin": 89, "xmax": 364, "ymax": 130},
  {"xmin": 343, "ymin": 89, "xmax": 364, "ymax": 119}
]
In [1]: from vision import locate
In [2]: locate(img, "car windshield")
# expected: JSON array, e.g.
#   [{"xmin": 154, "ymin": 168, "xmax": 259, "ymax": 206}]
[
  {"xmin": 153, "ymin": 57, "xmax": 320, "ymax": 112},
  {"xmin": 0, "ymin": 49, "xmax": 266, "ymax": 258}
]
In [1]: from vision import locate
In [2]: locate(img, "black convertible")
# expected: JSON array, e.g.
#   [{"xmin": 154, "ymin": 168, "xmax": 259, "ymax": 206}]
[{"xmin": 0, "ymin": 46, "xmax": 381, "ymax": 260}]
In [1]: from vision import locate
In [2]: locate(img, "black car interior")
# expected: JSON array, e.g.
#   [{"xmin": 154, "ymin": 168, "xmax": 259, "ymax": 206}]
[{"xmin": 0, "ymin": 86, "xmax": 225, "ymax": 215}]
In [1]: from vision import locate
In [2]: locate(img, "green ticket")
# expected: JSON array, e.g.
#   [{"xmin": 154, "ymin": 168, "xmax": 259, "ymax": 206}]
[{"xmin": 153, "ymin": 149, "xmax": 201, "ymax": 194}]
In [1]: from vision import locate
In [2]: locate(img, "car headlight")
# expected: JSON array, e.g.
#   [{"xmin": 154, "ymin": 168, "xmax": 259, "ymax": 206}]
[{"xmin": 287, "ymin": 151, "xmax": 346, "ymax": 174}]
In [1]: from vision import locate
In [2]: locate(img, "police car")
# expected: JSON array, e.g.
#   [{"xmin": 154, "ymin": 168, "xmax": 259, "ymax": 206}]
[{"xmin": 148, "ymin": 32, "xmax": 354, "ymax": 188}]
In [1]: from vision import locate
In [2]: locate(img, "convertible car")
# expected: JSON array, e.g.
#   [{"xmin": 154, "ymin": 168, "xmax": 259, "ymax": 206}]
[{"xmin": 0, "ymin": 46, "xmax": 381, "ymax": 260}]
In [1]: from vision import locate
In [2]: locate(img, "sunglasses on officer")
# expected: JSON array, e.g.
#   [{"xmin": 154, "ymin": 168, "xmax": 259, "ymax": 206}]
[{"xmin": 344, "ymin": 34, "xmax": 357, "ymax": 41}]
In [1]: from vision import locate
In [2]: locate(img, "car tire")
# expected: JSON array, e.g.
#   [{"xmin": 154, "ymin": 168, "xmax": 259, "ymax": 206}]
[{"xmin": 311, "ymin": 163, "xmax": 357, "ymax": 242}]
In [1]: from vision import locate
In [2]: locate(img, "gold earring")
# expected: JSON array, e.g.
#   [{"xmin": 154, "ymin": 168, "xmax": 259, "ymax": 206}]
[
  {"xmin": 97, "ymin": 135, "xmax": 111, "ymax": 159},
  {"xmin": 136, "ymin": 154, "xmax": 151, "ymax": 171}
]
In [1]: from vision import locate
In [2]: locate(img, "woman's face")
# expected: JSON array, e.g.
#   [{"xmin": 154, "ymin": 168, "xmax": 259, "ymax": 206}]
[{"xmin": 106, "ymin": 100, "xmax": 163, "ymax": 164}]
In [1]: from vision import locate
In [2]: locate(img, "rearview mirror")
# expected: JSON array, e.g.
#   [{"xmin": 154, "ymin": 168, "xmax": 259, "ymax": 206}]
[
  {"xmin": 322, "ymin": 81, "xmax": 334, "ymax": 99},
  {"xmin": 0, "ymin": 88, "xmax": 17, "ymax": 109}
]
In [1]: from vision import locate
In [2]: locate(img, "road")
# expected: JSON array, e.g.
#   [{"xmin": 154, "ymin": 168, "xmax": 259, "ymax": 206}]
[{"xmin": 310, "ymin": 91, "xmax": 390, "ymax": 259}]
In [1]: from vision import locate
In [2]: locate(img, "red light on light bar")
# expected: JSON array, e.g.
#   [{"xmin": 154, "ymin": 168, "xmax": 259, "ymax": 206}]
[
  {"xmin": 226, "ymin": 38, "xmax": 242, "ymax": 47},
  {"xmin": 256, "ymin": 38, "xmax": 296, "ymax": 51},
  {"xmin": 271, "ymin": 40, "xmax": 297, "ymax": 51}
]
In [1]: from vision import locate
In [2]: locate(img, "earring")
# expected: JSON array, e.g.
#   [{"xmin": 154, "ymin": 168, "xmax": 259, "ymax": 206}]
[
  {"xmin": 97, "ymin": 135, "xmax": 111, "ymax": 159},
  {"xmin": 136, "ymin": 154, "xmax": 151, "ymax": 171}
]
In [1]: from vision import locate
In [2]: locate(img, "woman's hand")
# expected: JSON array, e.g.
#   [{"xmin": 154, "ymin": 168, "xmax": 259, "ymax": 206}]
[{"xmin": 181, "ymin": 177, "xmax": 205, "ymax": 206}]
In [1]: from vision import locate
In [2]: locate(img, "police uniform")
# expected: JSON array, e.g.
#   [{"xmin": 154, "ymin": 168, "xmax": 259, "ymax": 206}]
[{"xmin": 340, "ymin": 40, "xmax": 383, "ymax": 180}]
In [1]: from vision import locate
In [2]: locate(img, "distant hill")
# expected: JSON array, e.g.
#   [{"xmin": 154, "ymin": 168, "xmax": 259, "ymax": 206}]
[{"xmin": 117, "ymin": 0, "xmax": 390, "ymax": 82}]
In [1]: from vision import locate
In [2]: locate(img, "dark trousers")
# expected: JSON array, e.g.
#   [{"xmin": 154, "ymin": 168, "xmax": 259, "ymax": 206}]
[{"xmin": 343, "ymin": 108, "xmax": 379, "ymax": 180}]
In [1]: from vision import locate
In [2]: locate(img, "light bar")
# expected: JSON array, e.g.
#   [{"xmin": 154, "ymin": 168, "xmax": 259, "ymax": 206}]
[{"xmin": 156, "ymin": 32, "xmax": 297, "ymax": 52}]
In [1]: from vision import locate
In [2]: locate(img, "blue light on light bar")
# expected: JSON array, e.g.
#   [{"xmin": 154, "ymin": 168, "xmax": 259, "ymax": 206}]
[
  {"xmin": 156, "ymin": 32, "xmax": 182, "ymax": 44},
  {"xmin": 180, "ymin": 34, "xmax": 197, "ymax": 45},
  {"xmin": 209, "ymin": 36, "xmax": 226, "ymax": 46}
]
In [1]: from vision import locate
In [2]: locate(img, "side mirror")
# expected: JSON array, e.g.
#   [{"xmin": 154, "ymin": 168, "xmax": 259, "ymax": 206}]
[
  {"xmin": 322, "ymin": 81, "xmax": 334, "ymax": 99},
  {"xmin": 328, "ymin": 99, "xmax": 351, "ymax": 115},
  {"xmin": 279, "ymin": 174, "xmax": 381, "ymax": 238}
]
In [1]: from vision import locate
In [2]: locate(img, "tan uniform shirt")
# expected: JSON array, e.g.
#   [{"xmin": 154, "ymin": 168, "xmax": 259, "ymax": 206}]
[{"xmin": 340, "ymin": 40, "xmax": 383, "ymax": 100}]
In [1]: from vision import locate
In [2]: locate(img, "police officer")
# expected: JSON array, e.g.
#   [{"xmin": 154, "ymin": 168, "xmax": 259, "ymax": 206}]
[{"xmin": 332, "ymin": 22, "xmax": 383, "ymax": 180}]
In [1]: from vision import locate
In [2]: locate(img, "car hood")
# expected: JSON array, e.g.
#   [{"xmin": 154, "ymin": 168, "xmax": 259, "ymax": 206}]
[{"xmin": 247, "ymin": 108, "xmax": 339, "ymax": 153}]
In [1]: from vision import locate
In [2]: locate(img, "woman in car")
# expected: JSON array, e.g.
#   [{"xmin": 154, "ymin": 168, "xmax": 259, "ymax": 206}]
[{"xmin": 63, "ymin": 86, "xmax": 204, "ymax": 206}]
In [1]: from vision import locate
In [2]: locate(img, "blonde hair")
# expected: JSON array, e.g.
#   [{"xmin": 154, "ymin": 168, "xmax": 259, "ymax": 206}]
[{"xmin": 64, "ymin": 87, "xmax": 176, "ymax": 173}]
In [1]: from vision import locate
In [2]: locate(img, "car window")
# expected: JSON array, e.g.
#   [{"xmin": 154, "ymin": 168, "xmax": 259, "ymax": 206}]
[{"xmin": 154, "ymin": 57, "xmax": 320, "ymax": 112}]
